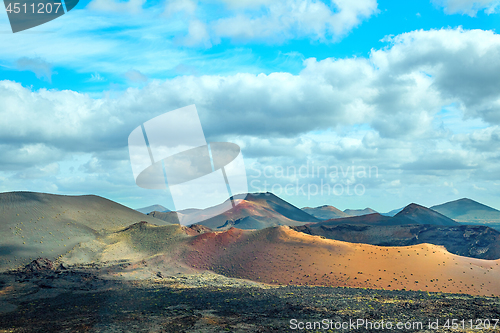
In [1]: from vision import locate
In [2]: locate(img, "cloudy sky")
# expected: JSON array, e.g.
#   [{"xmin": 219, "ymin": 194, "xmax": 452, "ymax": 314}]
[{"xmin": 1, "ymin": 0, "xmax": 500, "ymax": 212}]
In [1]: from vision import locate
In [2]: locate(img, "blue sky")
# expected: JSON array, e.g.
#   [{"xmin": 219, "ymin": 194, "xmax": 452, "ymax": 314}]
[{"xmin": 1, "ymin": 0, "xmax": 500, "ymax": 212}]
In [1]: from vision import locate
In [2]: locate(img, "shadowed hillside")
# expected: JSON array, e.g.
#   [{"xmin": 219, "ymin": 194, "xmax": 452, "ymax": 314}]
[
  {"xmin": 392, "ymin": 203, "xmax": 459, "ymax": 226},
  {"xmin": 318, "ymin": 203, "xmax": 458, "ymax": 227},
  {"xmin": 431, "ymin": 198, "xmax": 500, "ymax": 230},
  {"xmin": 0, "ymin": 192, "xmax": 173, "ymax": 271},
  {"xmin": 381, "ymin": 207, "xmax": 404, "ymax": 216}
]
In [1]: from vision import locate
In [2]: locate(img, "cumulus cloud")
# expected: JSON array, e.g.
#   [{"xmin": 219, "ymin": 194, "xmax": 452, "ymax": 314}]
[
  {"xmin": 2, "ymin": 28, "xmax": 500, "ymax": 207},
  {"xmin": 453, "ymin": 126, "xmax": 500, "ymax": 151},
  {"xmin": 14, "ymin": 163, "xmax": 60, "ymax": 180},
  {"xmin": 0, "ymin": 143, "xmax": 64, "ymax": 171},
  {"xmin": 373, "ymin": 28, "xmax": 500, "ymax": 126},
  {"xmin": 3, "ymin": 28, "xmax": 500, "ymax": 147},
  {"xmin": 213, "ymin": 0, "xmax": 379, "ymax": 42},
  {"xmin": 432, "ymin": 0, "xmax": 500, "ymax": 16}
]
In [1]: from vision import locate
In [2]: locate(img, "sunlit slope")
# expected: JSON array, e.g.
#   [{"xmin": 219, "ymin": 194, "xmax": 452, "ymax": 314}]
[
  {"xmin": 0, "ymin": 191, "xmax": 173, "ymax": 271},
  {"xmin": 182, "ymin": 226, "xmax": 500, "ymax": 296},
  {"xmin": 55, "ymin": 220, "xmax": 500, "ymax": 296},
  {"xmin": 293, "ymin": 223, "xmax": 500, "ymax": 259}
]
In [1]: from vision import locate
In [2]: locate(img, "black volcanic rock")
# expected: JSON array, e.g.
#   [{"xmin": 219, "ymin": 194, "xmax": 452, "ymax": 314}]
[
  {"xmin": 119, "ymin": 221, "xmax": 156, "ymax": 232},
  {"xmin": 21, "ymin": 258, "xmax": 54, "ymax": 273}
]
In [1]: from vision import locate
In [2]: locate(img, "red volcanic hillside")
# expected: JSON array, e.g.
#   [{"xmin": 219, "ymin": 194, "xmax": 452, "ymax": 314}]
[
  {"xmin": 178, "ymin": 226, "xmax": 500, "ymax": 296},
  {"xmin": 93, "ymin": 222, "xmax": 500, "ymax": 296},
  {"xmin": 188, "ymin": 192, "xmax": 320, "ymax": 229}
]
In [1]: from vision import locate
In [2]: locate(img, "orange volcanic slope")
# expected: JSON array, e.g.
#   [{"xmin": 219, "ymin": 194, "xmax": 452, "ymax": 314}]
[{"xmin": 181, "ymin": 226, "xmax": 500, "ymax": 296}]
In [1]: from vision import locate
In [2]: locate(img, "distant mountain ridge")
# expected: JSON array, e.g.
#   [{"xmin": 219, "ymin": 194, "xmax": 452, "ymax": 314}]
[
  {"xmin": 147, "ymin": 211, "xmax": 181, "ymax": 224},
  {"xmin": 302, "ymin": 205, "xmax": 350, "ymax": 220},
  {"xmin": 315, "ymin": 203, "xmax": 458, "ymax": 227},
  {"xmin": 381, "ymin": 207, "xmax": 404, "ymax": 217},
  {"xmin": 431, "ymin": 198, "xmax": 500, "ymax": 224},
  {"xmin": 343, "ymin": 208, "xmax": 377, "ymax": 216},
  {"xmin": 136, "ymin": 204, "xmax": 170, "ymax": 214},
  {"xmin": 392, "ymin": 203, "xmax": 459, "ymax": 226},
  {"xmin": 293, "ymin": 203, "xmax": 498, "ymax": 260}
]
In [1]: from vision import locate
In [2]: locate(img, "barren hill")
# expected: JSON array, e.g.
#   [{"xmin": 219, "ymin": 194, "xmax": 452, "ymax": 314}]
[
  {"xmin": 431, "ymin": 198, "xmax": 500, "ymax": 228},
  {"xmin": 54, "ymin": 222, "xmax": 500, "ymax": 296},
  {"xmin": 190, "ymin": 192, "xmax": 319, "ymax": 229},
  {"xmin": 343, "ymin": 208, "xmax": 377, "ymax": 216},
  {"xmin": 136, "ymin": 204, "xmax": 170, "ymax": 214},
  {"xmin": 187, "ymin": 226, "xmax": 500, "ymax": 295},
  {"xmin": 156, "ymin": 226, "xmax": 500, "ymax": 296},
  {"xmin": 302, "ymin": 205, "xmax": 350, "ymax": 220},
  {"xmin": 392, "ymin": 203, "xmax": 459, "ymax": 226},
  {"xmin": 319, "ymin": 203, "xmax": 458, "ymax": 227},
  {"xmin": 9, "ymin": 215, "xmax": 499, "ymax": 296},
  {"xmin": 292, "ymin": 204, "xmax": 500, "ymax": 260},
  {"xmin": 0, "ymin": 191, "xmax": 173, "ymax": 271}
]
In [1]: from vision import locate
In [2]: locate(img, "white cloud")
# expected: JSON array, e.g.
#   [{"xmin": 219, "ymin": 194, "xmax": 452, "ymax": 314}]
[
  {"xmin": 2, "ymin": 27, "xmax": 500, "ymax": 207},
  {"xmin": 432, "ymin": 0, "xmax": 500, "ymax": 16},
  {"xmin": 213, "ymin": 0, "xmax": 378, "ymax": 42},
  {"xmin": 0, "ymin": 0, "xmax": 377, "ymax": 78},
  {"xmin": 3, "ymin": 28, "xmax": 500, "ymax": 148},
  {"xmin": 15, "ymin": 163, "xmax": 60, "ymax": 180},
  {"xmin": 3, "ymin": 28, "xmax": 500, "ymax": 146}
]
